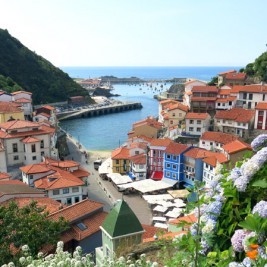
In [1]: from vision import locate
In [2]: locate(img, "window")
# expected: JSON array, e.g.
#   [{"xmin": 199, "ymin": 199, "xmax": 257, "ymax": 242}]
[
  {"xmin": 210, "ymin": 142, "xmax": 213, "ymax": 146},
  {"xmin": 135, "ymin": 151, "xmax": 139, "ymax": 155},
  {"xmin": 259, "ymin": 111, "xmax": 264, "ymax": 116},
  {"xmin": 53, "ymin": 189, "xmax": 60, "ymax": 195},
  {"xmin": 166, "ymin": 154, "xmax": 171, "ymax": 159},
  {"xmin": 189, "ymin": 127, "xmax": 194, "ymax": 132},
  {"xmin": 116, "ymin": 160, "xmax": 119, "ymax": 164},
  {"xmin": 190, "ymin": 120, "xmax": 194, "ymax": 124},
  {"xmin": 218, "ymin": 103, "xmax": 221, "ymax": 106},
  {"xmin": 172, "ymin": 113, "xmax": 175, "ymax": 117},
  {"xmin": 116, "ymin": 167, "xmax": 119, "ymax": 171},
  {"xmin": 72, "ymin": 187, "xmax": 79, "ymax": 193},
  {"xmin": 67, "ymin": 198, "xmax": 72, "ymax": 205},
  {"xmin": 197, "ymin": 120, "xmax": 201, "ymax": 124},
  {"xmin": 29, "ymin": 174, "xmax": 33, "ymax": 180},
  {"xmin": 166, "ymin": 172, "xmax": 170, "ymax": 177},
  {"xmin": 40, "ymin": 140, "xmax": 44, "ymax": 148},
  {"xmin": 172, "ymin": 164, "xmax": 177, "ymax": 170},
  {"xmin": 249, "ymin": 93, "xmax": 253, "ymax": 100},
  {"xmin": 170, "ymin": 120, "xmax": 173, "ymax": 125},
  {"xmin": 196, "ymin": 128, "xmax": 201, "ymax": 132},
  {"xmin": 173, "ymin": 155, "xmax": 177, "ymax": 161},
  {"xmin": 31, "ymin": 144, "xmax": 36, "ymax": 153},
  {"xmin": 74, "ymin": 196, "xmax": 80, "ymax": 203},
  {"xmin": 14, "ymin": 155, "xmax": 19, "ymax": 160},
  {"xmin": 41, "ymin": 151, "xmax": 45, "ymax": 157},
  {"xmin": 12, "ymin": 143, "xmax": 18, "ymax": 153},
  {"xmin": 243, "ymin": 93, "xmax": 247, "ymax": 99},
  {"xmin": 32, "ymin": 156, "xmax": 37, "ymax": 160},
  {"xmin": 202, "ymin": 141, "xmax": 205, "ymax": 144},
  {"xmin": 76, "ymin": 222, "xmax": 87, "ymax": 230},
  {"xmin": 63, "ymin": 188, "xmax": 69, "ymax": 194},
  {"xmin": 166, "ymin": 163, "xmax": 170, "ymax": 168},
  {"xmin": 263, "ymin": 94, "xmax": 266, "ymax": 101},
  {"xmin": 172, "ymin": 173, "xmax": 176, "ymax": 179},
  {"xmin": 229, "ymin": 101, "xmax": 232, "ymax": 105}
]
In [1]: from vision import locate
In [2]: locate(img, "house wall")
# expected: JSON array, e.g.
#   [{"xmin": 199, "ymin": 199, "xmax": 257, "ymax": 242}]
[
  {"xmin": 148, "ymin": 147, "xmax": 165, "ymax": 174},
  {"xmin": 186, "ymin": 118, "xmax": 210, "ymax": 136},
  {"xmin": 12, "ymin": 92, "xmax": 32, "ymax": 101},
  {"xmin": 0, "ymin": 150, "xmax": 7, "ymax": 172},
  {"xmin": 47, "ymin": 185, "xmax": 84, "ymax": 205},
  {"xmin": 254, "ymin": 109, "xmax": 267, "ymax": 130},
  {"xmin": 22, "ymin": 170, "xmax": 54, "ymax": 186},
  {"xmin": 199, "ymin": 139, "xmax": 223, "ymax": 152},
  {"xmin": 128, "ymin": 125, "xmax": 159, "ymax": 139},
  {"xmin": 164, "ymin": 109, "xmax": 187, "ymax": 129},
  {"xmin": 0, "ymin": 112, "xmax": 24, "ymax": 123},
  {"xmin": 79, "ymin": 231, "xmax": 102, "ymax": 255},
  {"xmin": 112, "ymin": 159, "xmax": 130, "ymax": 174},
  {"xmin": 237, "ymin": 92, "xmax": 267, "ymax": 109},
  {"xmin": 131, "ymin": 163, "xmax": 146, "ymax": 180},
  {"xmin": 164, "ymin": 153, "xmax": 180, "ymax": 181},
  {"xmin": 0, "ymin": 94, "xmax": 12, "ymax": 102}
]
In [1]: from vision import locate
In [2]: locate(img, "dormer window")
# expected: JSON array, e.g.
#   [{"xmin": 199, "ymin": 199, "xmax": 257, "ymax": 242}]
[{"xmin": 32, "ymin": 127, "xmax": 38, "ymax": 131}]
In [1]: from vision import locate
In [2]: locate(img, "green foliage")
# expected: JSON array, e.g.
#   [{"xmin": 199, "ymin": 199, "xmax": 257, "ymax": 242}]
[
  {"xmin": 208, "ymin": 76, "xmax": 218, "ymax": 86},
  {"xmin": 0, "ymin": 29, "xmax": 91, "ymax": 104},
  {"xmin": 0, "ymin": 75, "xmax": 23, "ymax": 92},
  {"xmin": 0, "ymin": 200, "xmax": 68, "ymax": 265}
]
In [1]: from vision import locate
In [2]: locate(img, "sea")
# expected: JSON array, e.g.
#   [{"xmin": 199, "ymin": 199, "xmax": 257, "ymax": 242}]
[{"xmin": 59, "ymin": 66, "xmax": 242, "ymax": 151}]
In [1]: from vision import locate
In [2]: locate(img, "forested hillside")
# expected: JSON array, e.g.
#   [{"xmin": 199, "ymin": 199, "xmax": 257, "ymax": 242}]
[{"xmin": 0, "ymin": 29, "xmax": 90, "ymax": 104}]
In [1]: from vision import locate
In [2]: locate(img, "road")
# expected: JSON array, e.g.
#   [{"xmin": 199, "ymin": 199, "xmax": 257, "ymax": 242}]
[{"xmin": 65, "ymin": 136, "xmax": 152, "ymax": 225}]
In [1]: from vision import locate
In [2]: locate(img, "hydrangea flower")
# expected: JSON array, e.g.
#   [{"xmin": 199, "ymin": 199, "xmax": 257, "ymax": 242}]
[
  {"xmin": 251, "ymin": 134, "xmax": 267, "ymax": 151},
  {"xmin": 241, "ymin": 161, "xmax": 260, "ymax": 179},
  {"xmin": 190, "ymin": 223, "xmax": 198, "ymax": 236},
  {"xmin": 242, "ymin": 231, "xmax": 256, "ymax": 252},
  {"xmin": 234, "ymin": 175, "xmax": 249, "ymax": 192},
  {"xmin": 202, "ymin": 219, "xmax": 216, "ymax": 234},
  {"xmin": 252, "ymin": 201, "xmax": 267, "ymax": 218},
  {"xmin": 231, "ymin": 229, "xmax": 250, "ymax": 252},
  {"xmin": 227, "ymin": 167, "xmax": 242, "ymax": 182}
]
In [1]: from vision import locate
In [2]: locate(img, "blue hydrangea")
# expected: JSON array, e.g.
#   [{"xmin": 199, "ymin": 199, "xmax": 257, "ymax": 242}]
[
  {"xmin": 190, "ymin": 223, "xmax": 198, "ymax": 236},
  {"xmin": 242, "ymin": 257, "xmax": 252, "ymax": 267},
  {"xmin": 251, "ymin": 134, "xmax": 267, "ymax": 151},
  {"xmin": 234, "ymin": 175, "xmax": 249, "ymax": 192},
  {"xmin": 199, "ymin": 238, "xmax": 210, "ymax": 255},
  {"xmin": 252, "ymin": 201, "xmax": 267, "ymax": 218},
  {"xmin": 241, "ymin": 161, "xmax": 260, "ymax": 180},
  {"xmin": 251, "ymin": 147, "xmax": 267, "ymax": 167},
  {"xmin": 227, "ymin": 167, "xmax": 242, "ymax": 182},
  {"xmin": 231, "ymin": 229, "xmax": 250, "ymax": 252}
]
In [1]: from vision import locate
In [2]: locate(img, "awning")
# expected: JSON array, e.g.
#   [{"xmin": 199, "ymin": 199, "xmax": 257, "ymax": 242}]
[
  {"xmin": 153, "ymin": 205, "xmax": 168, "ymax": 213},
  {"xmin": 107, "ymin": 173, "xmax": 132, "ymax": 185},
  {"xmin": 154, "ymin": 222, "xmax": 168, "ymax": 229},
  {"xmin": 168, "ymin": 189, "xmax": 190, "ymax": 199},
  {"xmin": 150, "ymin": 171, "xmax": 163, "ymax": 180},
  {"xmin": 127, "ymin": 171, "xmax": 136, "ymax": 180},
  {"xmin": 152, "ymin": 216, "xmax": 167, "ymax": 222},
  {"xmin": 161, "ymin": 178, "xmax": 178, "ymax": 186}
]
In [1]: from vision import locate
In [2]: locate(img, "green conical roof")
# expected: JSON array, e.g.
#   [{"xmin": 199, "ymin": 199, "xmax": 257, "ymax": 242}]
[{"xmin": 102, "ymin": 199, "xmax": 143, "ymax": 238}]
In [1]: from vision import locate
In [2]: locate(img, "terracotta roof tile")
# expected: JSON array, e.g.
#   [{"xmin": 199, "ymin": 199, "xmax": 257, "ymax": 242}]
[
  {"xmin": 36, "ymin": 112, "xmax": 51, "ymax": 118},
  {"xmin": 20, "ymin": 164, "xmax": 52, "ymax": 174},
  {"xmin": 0, "ymin": 102, "xmax": 23, "ymax": 113},
  {"xmin": 256, "ymin": 102, "xmax": 267, "ymax": 110},
  {"xmin": 218, "ymin": 70, "xmax": 236, "ymax": 75},
  {"xmin": 163, "ymin": 101, "xmax": 189, "ymax": 112},
  {"xmin": 222, "ymin": 140, "xmax": 252, "ymax": 154},
  {"xmin": 133, "ymin": 117, "xmax": 163, "ymax": 130},
  {"xmin": 185, "ymin": 113, "xmax": 209, "ymax": 120},
  {"xmin": 184, "ymin": 148, "xmax": 215, "ymax": 159},
  {"xmin": 48, "ymin": 199, "xmax": 104, "ymax": 222},
  {"xmin": 165, "ymin": 143, "xmax": 189, "ymax": 155},
  {"xmin": 0, "ymin": 172, "xmax": 11, "ymax": 180},
  {"xmin": 200, "ymin": 132, "xmax": 239, "ymax": 144},
  {"xmin": 129, "ymin": 142, "xmax": 147, "ymax": 150},
  {"xmin": 143, "ymin": 231, "xmax": 187, "ymax": 243},
  {"xmin": 150, "ymin": 138, "xmax": 173, "ymax": 147},
  {"xmin": 129, "ymin": 153, "xmax": 146, "ymax": 164},
  {"xmin": 112, "ymin": 147, "xmax": 130, "ymax": 159},
  {"xmin": 231, "ymin": 85, "xmax": 267, "ymax": 93},
  {"xmin": 225, "ymin": 72, "xmax": 246, "ymax": 80},
  {"xmin": 0, "ymin": 120, "xmax": 40, "ymax": 130},
  {"xmin": 72, "ymin": 168, "xmax": 90, "ymax": 178},
  {"xmin": 168, "ymin": 214, "xmax": 197, "ymax": 225},
  {"xmin": 216, "ymin": 96, "xmax": 236, "ymax": 103},
  {"xmin": 41, "ymin": 105, "xmax": 55, "ymax": 111},
  {"xmin": 21, "ymin": 136, "xmax": 41, "ymax": 143},
  {"xmin": 142, "ymin": 224, "xmax": 167, "ymax": 239},
  {"xmin": 11, "ymin": 91, "xmax": 32, "ymax": 95},
  {"xmin": 202, "ymin": 153, "xmax": 228, "ymax": 167},
  {"xmin": 218, "ymin": 89, "xmax": 231, "ymax": 95},
  {"xmin": 192, "ymin": 86, "xmax": 218, "ymax": 93},
  {"xmin": 215, "ymin": 108, "xmax": 255, "ymax": 123}
]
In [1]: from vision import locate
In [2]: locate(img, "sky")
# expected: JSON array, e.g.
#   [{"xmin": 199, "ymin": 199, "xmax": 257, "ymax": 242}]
[{"xmin": 1, "ymin": 0, "xmax": 267, "ymax": 67}]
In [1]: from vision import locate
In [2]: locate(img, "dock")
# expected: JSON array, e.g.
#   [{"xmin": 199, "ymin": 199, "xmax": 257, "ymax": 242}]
[{"xmin": 57, "ymin": 101, "xmax": 142, "ymax": 121}]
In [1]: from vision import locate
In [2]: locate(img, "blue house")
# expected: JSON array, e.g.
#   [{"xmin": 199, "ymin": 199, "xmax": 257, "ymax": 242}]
[
  {"xmin": 183, "ymin": 148, "xmax": 215, "ymax": 187},
  {"xmin": 163, "ymin": 143, "xmax": 191, "ymax": 186}
]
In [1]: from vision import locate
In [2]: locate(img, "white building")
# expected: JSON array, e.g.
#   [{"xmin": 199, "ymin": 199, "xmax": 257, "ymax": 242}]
[
  {"xmin": 185, "ymin": 113, "xmax": 211, "ymax": 136},
  {"xmin": 11, "ymin": 91, "xmax": 33, "ymax": 119},
  {"xmin": 129, "ymin": 153, "xmax": 147, "ymax": 180},
  {"xmin": 254, "ymin": 102, "xmax": 267, "ymax": 130},
  {"xmin": 0, "ymin": 120, "xmax": 52, "ymax": 167}
]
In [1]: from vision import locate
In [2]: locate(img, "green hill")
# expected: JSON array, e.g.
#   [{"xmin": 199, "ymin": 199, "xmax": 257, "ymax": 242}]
[{"xmin": 0, "ymin": 29, "xmax": 91, "ymax": 104}]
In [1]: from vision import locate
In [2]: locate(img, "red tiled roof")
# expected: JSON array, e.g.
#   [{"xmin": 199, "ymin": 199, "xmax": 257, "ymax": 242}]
[
  {"xmin": 142, "ymin": 224, "xmax": 167, "ymax": 239},
  {"xmin": 222, "ymin": 140, "xmax": 252, "ymax": 154},
  {"xmin": 191, "ymin": 96, "xmax": 217, "ymax": 102},
  {"xmin": 21, "ymin": 136, "xmax": 41, "ymax": 143},
  {"xmin": 225, "ymin": 72, "xmax": 246, "ymax": 80},
  {"xmin": 41, "ymin": 105, "xmax": 55, "ymax": 111},
  {"xmin": 112, "ymin": 147, "xmax": 130, "ymax": 159},
  {"xmin": 218, "ymin": 89, "xmax": 231, "ymax": 95},
  {"xmin": 2, "ymin": 197, "xmax": 64, "ymax": 214},
  {"xmin": 215, "ymin": 108, "xmax": 255, "ymax": 123},
  {"xmin": 48, "ymin": 199, "xmax": 104, "ymax": 222},
  {"xmin": 231, "ymin": 85, "xmax": 267, "ymax": 93},
  {"xmin": 72, "ymin": 168, "xmax": 90, "ymax": 178},
  {"xmin": 168, "ymin": 214, "xmax": 197, "ymax": 225},
  {"xmin": 256, "ymin": 102, "xmax": 267, "ymax": 110},
  {"xmin": 0, "ymin": 102, "xmax": 23, "ymax": 113},
  {"xmin": 45, "ymin": 158, "xmax": 80, "ymax": 168},
  {"xmin": 129, "ymin": 142, "xmax": 147, "ymax": 150},
  {"xmin": 129, "ymin": 153, "xmax": 146, "ymax": 164},
  {"xmin": 150, "ymin": 138, "xmax": 173, "ymax": 147},
  {"xmin": 0, "ymin": 120, "xmax": 40, "ymax": 130},
  {"xmin": 0, "ymin": 172, "xmax": 11, "ymax": 180},
  {"xmin": 14, "ymin": 98, "xmax": 32, "ymax": 103},
  {"xmin": 192, "ymin": 86, "xmax": 218, "ymax": 93},
  {"xmin": 184, "ymin": 79, "xmax": 206, "ymax": 85},
  {"xmin": 163, "ymin": 102, "xmax": 189, "ymax": 112},
  {"xmin": 216, "ymin": 96, "xmax": 236, "ymax": 103},
  {"xmin": 202, "ymin": 153, "xmax": 228, "ymax": 167},
  {"xmin": 133, "ymin": 117, "xmax": 163, "ymax": 130},
  {"xmin": 11, "ymin": 91, "xmax": 32, "ymax": 95},
  {"xmin": 143, "ymin": 231, "xmax": 187, "ymax": 243},
  {"xmin": 0, "ymin": 180, "xmax": 26, "ymax": 185},
  {"xmin": 40, "ymin": 125, "xmax": 56, "ymax": 135},
  {"xmin": 20, "ymin": 164, "xmax": 52, "ymax": 174},
  {"xmin": 34, "ymin": 168, "xmax": 84, "ymax": 190},
  {"xmin": 36, "ymin": 112, "xmax": 51, "ymax": 118},
  {"xmin": 200, "ymin": 131, "xmax": 239, "ymax": 144},
  {"xmin": 184, "ymin": 148, "xmax": 215, "ymax": 159},
  {"xmin": 185, "ymin": 113, "xmax": 209, "ymax": 120},
  {"xmin": 218, "ymin": 70, "xmax": 236, "ymax": 75},
  {"xmin": 165, "ymin": 143, "xmax": 189, "ymax": 155}
]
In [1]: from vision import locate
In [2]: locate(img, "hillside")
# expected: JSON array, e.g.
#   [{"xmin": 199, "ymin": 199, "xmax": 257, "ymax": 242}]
[{"xmin": 0, "ymin": 29, "xmax": 91, "ymax": 104}]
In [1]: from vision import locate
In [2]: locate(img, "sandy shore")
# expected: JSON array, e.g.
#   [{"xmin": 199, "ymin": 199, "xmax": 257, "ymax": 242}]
[{"xmin": 87, "ymin": 150, "xmax": 111, "ymax": 161}]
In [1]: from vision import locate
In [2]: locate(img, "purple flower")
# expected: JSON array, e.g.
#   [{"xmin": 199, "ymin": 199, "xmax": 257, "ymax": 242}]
[
  {"xmin": 252, "ymin": 201, "xmax": 267, "ymax": 218},
  {"xmin": 231, "ymin": 229, "xmax": 250, "ymax": 252},
  {"xmin": 234, "ymin": 175, "xmax": 249, "ymax": 192},
  {"xmin": 242, "ymin": 257, "xmax": 252, "ymax": 267},
  {"xmin": 251, "ymin": 147, "xmax": 267, "ymax": 167},
  {"xmin": 190, "ymin": 223, "xmax": 198, "ymax": 236},
  {"xmin": 227, "ymin": 167, "xmax": 242, "ymax": 182},
  {"xmin": 241, "ymin": 161, "xmax": 260, "ymax": 180},
  {"xmin": 251, "ymin": 134, "xmax": 267, "ymax": 151},
  {"xmin": 199, "ymin": 238, "xmax": 210, "ymax": 255}
]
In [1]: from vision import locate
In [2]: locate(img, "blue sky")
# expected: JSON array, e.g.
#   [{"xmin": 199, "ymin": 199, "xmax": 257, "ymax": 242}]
[{"xmin": 1, "ymin": 0, "xmax": 267, "ymax": 67}]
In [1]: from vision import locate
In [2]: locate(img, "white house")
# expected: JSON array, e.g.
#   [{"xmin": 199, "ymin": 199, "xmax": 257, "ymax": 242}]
[
  {"xmin": 34, "ymin": 105, "xmax": 57, "ymax": 127},
  {"xmin": 185, "ymin": 113, "xmax": 211, "ymax": 136},
  {"xmin": 0, "ymin": 91, "xmax": 12, "ymax": 102},
  {"xmin": 199, "ymin": 131, "xmax": 239, "ymax": 152},
  {"xmin": 129, "ymin": 153, "xmax": 147, "ymax": 180},
  {"xmin": 11, "ymin": 91, "xmax": 33, "ymax": 119},
  {"xmin": 0, "ymin": 120, "xmax": 52, "ymax": 167}
]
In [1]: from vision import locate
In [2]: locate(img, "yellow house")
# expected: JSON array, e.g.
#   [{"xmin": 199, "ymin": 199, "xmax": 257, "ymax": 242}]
[
  {"xmin": 0, "ymin": 102, "xmax": 24, "ymax": 123},
  {"xmin": 112, "ymin": 147, "xmax": 130, "ymax": 174}
]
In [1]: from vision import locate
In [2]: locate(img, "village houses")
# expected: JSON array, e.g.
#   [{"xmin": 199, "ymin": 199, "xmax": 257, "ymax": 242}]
[
  {"xmin": 185, "ymin": 112, "xmax": 211, "ymax": 136},
  {"xmin": 254, "ymin": 102, "xmax": 267, "ymax": 130}
]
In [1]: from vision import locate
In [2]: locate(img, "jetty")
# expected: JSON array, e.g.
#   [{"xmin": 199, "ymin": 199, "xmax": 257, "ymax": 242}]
[{"xmin": 57, "ymin": 101, "xmax": 142, "ymax": 121}]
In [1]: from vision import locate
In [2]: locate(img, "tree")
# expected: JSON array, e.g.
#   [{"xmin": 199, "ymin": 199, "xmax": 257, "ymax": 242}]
[
  {"xmin": 208, "ymin": 76, "xmax": 218, "ymax": 86},
  {"xmin": 0, "ymin": 200, "xmax": 68, "ymax": 265}
]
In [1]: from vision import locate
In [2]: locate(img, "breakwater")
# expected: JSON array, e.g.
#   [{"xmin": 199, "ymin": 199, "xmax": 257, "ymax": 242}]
[{"xmin": 58, "ymin": 101, "xmax": 142, "ymax": 121}]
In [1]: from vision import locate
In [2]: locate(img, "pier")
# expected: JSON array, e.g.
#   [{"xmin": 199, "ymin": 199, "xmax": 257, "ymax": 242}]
[{"xmin": 57, "ymin": 101, "xmax": 142, "ymax": 121}]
